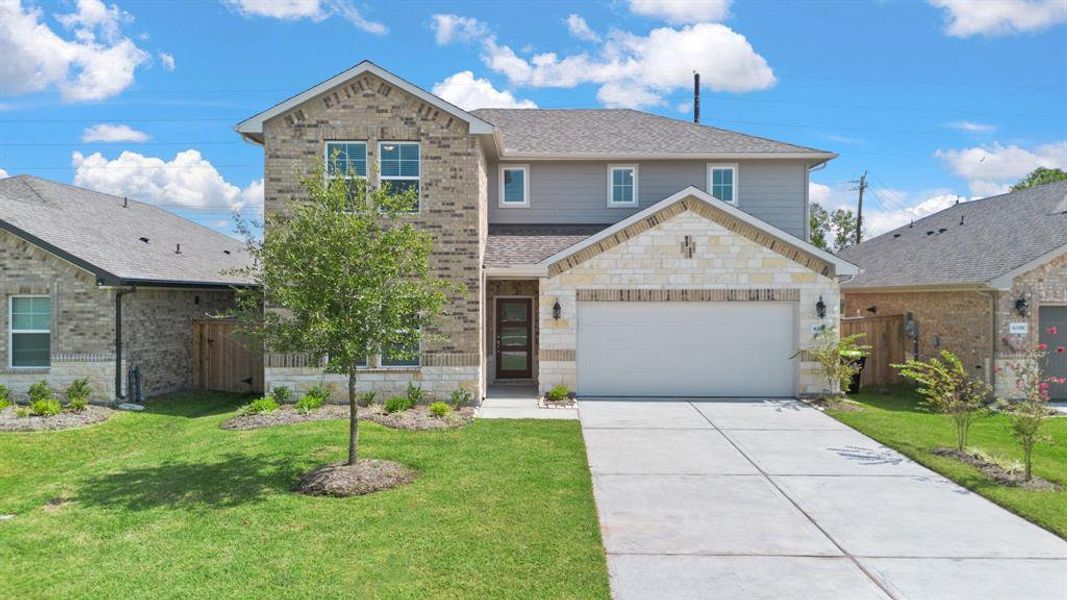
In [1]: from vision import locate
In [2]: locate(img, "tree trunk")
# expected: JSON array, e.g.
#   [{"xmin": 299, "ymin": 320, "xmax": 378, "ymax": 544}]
[
  {"xmin": 1023, "ymin": 444, "xmax": 1032, "ymax": 482},
  {"xmin": 347, "ymin": 362, "xmax": 359, "ymax": 466}
]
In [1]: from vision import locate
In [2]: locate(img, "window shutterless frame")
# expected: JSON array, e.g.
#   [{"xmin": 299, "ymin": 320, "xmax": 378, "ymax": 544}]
[
  {"xmin": 707, "ymin": 163, "xmax": 739, "ymax": 205},
  {"xmin": 607, "ymin": 164, "xmax": 639, "ymax": 207},
  {"xmin": 378, "ymin": 141, "xmax": 421, "ymax": 213},
  {"xmin": 498, "ymin": 164, "xmax": 530, "ymax": 208},
  {"xmin": 380, "ymin": 327, "xmax": 421, "ymax": 368},
  {"xmin": 9, "ymin": 295, "xmax": 51, "ymax": 369},
  {"xmin": 323, "ymin": 141, "xmax": 369, "ymax": 180}
]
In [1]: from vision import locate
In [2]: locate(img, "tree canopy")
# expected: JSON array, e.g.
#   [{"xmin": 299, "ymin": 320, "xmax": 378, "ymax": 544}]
[{"xmin": 1011, "ymin": 167, "xmax": 1067, "ymax": 192}]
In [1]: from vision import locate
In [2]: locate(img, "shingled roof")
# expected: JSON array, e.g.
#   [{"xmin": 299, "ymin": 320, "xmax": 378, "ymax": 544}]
[
  {"xmin": 472, "ymin": 108, "xmax": 835, "ymax": 159},
  {"xmin": 486, "ymin": 224, "xmax": 608, "ymax": 267},
  {"xmin": 837, "ymin": 181, "xmax": 1067, "ymax": 289},
  {"xmin": 0, "ymin": 175, "xmax": 252, "ymax": 287}
]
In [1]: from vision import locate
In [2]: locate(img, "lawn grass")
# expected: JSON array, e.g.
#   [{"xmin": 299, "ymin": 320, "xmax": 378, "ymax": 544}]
[
  {"xmin": 0, "ymin": 393, "xmax": 610, "ymax": 599},
  {"xmin": 831, "ymin": 390, "xmax": 1067, "ymax": 539}
]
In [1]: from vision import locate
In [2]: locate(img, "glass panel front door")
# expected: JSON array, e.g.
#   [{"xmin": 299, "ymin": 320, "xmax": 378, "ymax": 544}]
[{"xmin": 496, "ymin": 298, "xmax": 532, "ymax": 379}]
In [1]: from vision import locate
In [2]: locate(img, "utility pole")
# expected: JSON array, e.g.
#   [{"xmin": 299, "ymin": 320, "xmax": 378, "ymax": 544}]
[
  {"xmin": 693, "ymin": 72, "xmax": 700, "ymax": 124},
  {"xmin": 850, "ymin": 171, "xmax": 867, "ymax": 244}
]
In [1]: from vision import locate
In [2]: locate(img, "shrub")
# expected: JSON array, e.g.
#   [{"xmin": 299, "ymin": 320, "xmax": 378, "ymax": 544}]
[
  {"xmin": 800, "ymin": 327, "xmax": 869, "ymax": 398},
  {"xmin": 28, "ymin": 381, "xmax": 55, "ymax": 404},
  {"xmin": 295, "ymin": 393, "xmax": 324, "ymax": 415},
  {"xmin": 356, "ymin": 391, "xmax": 377, "ymax": 407},
  {"xmin": 15, "ymin": 406, "xmax": 30, "ymax": 418},
  {"xmin": 449, "ymin": 387, "xmax": 473, "ymax": 409},
  {"xmin": 547, "ymin": 385, "xmax": 571, "ymax": 402},
  {"xmin": 895, "ymin": 350, "xmax": 990, "ymax": 452},
  {"xmin": 307, "ymin": 383, "xmax": 332, "ymax": 403},
  {"xmin": 271, "ymin": 386, "xmax": 293, "ymax": 404},
  {"xmin": 65, "ymin": 378, "xmax": 92, "ymax": 412},
  {"xmin": 384, "ymin": 395, "xmax": 415, "ymax": 414},
  {"xmin": 405, "ymin": 383, "xmax": 424, "ymax": 405},
  {"xmin": 429, "ymin": 401, "xmax": 452, "ymax": 418},
  {"xmin": 0, "ymin": 384, "xmax": 11, "ymax": 410},
  {"xmin": 30, "ymin": 397, "xmax": 62, "ymax": 417},
  {"xmin": 237, "ymin": 396, "xmax": 279, "ymax": 416}
]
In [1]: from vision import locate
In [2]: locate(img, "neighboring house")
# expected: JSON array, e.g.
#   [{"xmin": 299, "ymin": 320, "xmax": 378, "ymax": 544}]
[
  {"xmin": 0, "ymin": 175, "xmax": 251, "ymax": 401},
  {"xmin": 837, "ymin": 181, "xmax": 1067, "ymax": 399},
  {"xmin": 236, "ymin": 60, "xmax": 857, "ymax": 399}
]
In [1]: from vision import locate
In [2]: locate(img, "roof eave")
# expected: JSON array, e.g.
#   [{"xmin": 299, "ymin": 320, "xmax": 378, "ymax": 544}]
[
  {"xmin": 485, "ymin": 265, "xmax": 548, "ymax": 278},
  {"xmin": 497, "ymin": 152, "xmax": 838, "ymax": 161},
  {"xmin": 841, "ymin": 282, "xmax": 993, "ymax": 293}
]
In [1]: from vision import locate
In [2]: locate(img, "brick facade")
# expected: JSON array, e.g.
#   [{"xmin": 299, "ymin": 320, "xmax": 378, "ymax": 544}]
[
  {"xmin": 0, "ymin": 229, "xmax": 236, "ymax": 401},
  {"xmin": 261, "ymin": 72, "xmax": 485, "ymax": 399}
]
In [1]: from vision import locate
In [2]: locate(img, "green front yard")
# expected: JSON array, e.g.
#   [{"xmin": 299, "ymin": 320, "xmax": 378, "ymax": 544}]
[
  {"xmin": 0, "ymin": 393, "xmax": 610, "ymax": 599},
  {"xmin": 832, "ymin": 391, "xmax": 1067, "ymax": 539}
]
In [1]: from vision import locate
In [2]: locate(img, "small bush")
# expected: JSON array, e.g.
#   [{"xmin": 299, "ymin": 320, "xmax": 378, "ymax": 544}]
[
  {"xmin": 15, "ymin": 406, "xmax": 30, "ymax": 418},
  {"xmin": 237, "ymin": 396, "xmax": 279, "ymax": 416},
  {"xmin": 356, "ymin": 391, "xmax": 377, "ymax": 407},
  {"xmin": 271, "ymin": 386, "xmax": 293, "ymax": 404},
  {"xmin": 295, "ymin": 393, "xmax": 324, "ymax": 415},
  {"xmin": 547, "ymin": 385, "xmax": 571, "ymax": 402},
  {"xmin": 405, "ymin": 383, "xmax": 424, "ymax": 405},
  {"xmin": 449, "ymin": 387, "xmax": 473, "ymax": 409},
  {"xmin": 28, "ymin": 381, "xmax": 55, "ymax": 404},
  {"xmin": 307, "ymin": 383, "xmax": 332, "ymax": 403},
  {"xmin": 384, "ymin": 395, "xmax": 415, "ymax": 414},
  {"xmin": 30, "ymin": 397, "xmax": 62, "ymax": 417},
  {"xmin": 65, "ymin": 378, "xmax": 92, "ymax": 412},
  {"xmin": 429, "ymin": 401, "xmax": 452, "ymax": 418},
  {"xmin": 0, "ymin": 384, "xmax": 11, "ymax": 410}
]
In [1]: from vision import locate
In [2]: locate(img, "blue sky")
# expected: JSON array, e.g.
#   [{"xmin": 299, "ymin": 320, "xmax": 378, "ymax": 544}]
[{"xmin": 1, "ymin": 0, "xmax": 1065, "ymax": 237}]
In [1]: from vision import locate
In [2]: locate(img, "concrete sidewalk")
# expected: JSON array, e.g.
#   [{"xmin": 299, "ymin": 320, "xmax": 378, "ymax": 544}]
[
  {"xmin": 477, "ymin": 385, "xmax": 577, "ymax": 420},
  {"xmin": 581, "ymin": 398, "xmax": 1067, "ymax": 600}
]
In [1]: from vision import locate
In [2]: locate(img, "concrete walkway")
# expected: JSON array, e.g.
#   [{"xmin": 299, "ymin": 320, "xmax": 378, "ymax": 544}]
[
  {"xmin": 477, "ymin": 384, "xmax": 577, "ymax": 420},
  {"xmin": 580, "ymin": 398, "xmax": 1067, "ymax": 600}
]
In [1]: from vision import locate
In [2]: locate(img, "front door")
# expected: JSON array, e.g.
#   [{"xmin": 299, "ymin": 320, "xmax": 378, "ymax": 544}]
[{"xmin": 496, "ymin": 298, "xmax": 532, "ymax": 379}]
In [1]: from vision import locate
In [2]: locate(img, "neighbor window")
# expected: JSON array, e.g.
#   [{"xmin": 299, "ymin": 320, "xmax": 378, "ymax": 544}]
[
  {"xmin": 381, "ymin": 330, "xmax": 420, "ymax": 368},
  {"xmin": 9, "ymin": 296, "xmax": 50, "ymax": 368},
  {"xmin": 499, "ymin": 165, "xmax": 529, "ymax": 207},
  {"xmin": 707, "ymin": 164, "xmax": 738, "ymax": 204},
  {"xmin": 379, "ymin": 142, "xmax": 420, "ymax": 210},
  {"xmin": 325, "ymin": 141, "xmax": 368, "ymax": 203},
  {"xmin": 608, "ymin": 165, "xmax": 638, "ymax": 207}
]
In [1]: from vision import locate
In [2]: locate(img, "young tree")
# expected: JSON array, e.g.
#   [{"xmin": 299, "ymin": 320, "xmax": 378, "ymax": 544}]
[
  {"xmin": 801, "ymin": 327, "xmax": 869, "ymax": 399},
  {"xmin": 1003, "ymin": 330, "xmax": 1065, "ymax": 481},
  {"xmin": 895, "ymin": 351, "xmax": 990, "ymax": 452},
  {"xmin": 1011, "ymin": 167, "xmax": 1067, "ymax": 192},
  {"xmin": 809, "ymin": 202, "xmax": 830, "ymax": 250},
  {"xmin": 809, "ymin": 202, "xmax": 859, "ymax": 251},
  {"xmin": 234, "ymin": 170, "xmax": 460, "ymax": 467}
]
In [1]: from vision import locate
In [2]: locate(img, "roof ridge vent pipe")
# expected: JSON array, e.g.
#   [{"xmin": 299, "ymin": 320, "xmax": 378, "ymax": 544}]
[
  {"xmin": 175, "ymin": 243, "xmax": 182, "ymax": 254},
  {"xmin": 123, "ymin": 197, "xmax": 128, "ymax": 208}
]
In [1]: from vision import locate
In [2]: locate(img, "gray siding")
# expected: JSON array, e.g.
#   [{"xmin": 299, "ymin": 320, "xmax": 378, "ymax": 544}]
[{"xmin": 488, "ymin": 159, "xmax": 810, "ymax": 240}]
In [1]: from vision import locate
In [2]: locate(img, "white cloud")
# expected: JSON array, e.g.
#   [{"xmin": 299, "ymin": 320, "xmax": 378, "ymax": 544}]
[
  {"xmin": 811, "ymin": 181, "xmax": 964, "ymax": 238},
  {"xmin": 675, "ymin": 101, "xmax": 692, "ymax": 114},
  {"xmin": 946, "ymin": 121, "xmax": 995, "ymax": 133},
  {"xmin": 157, "ymin": 51, "xmax": 175, "ymax": 71},
  {"xmin": 864, "ymin": 193, "xmax": 962, "ymax": 236},
  {"xmin": 223, "ymin": 0, "xmax": 387, "ymax": 34},
  {"xmin": 0, "ymin": 168, "xmax": 8, "ymax": 178},
  {"xmin": 565, "ymin": 14, "xmax": 600, "ymax": 42},
  {"xmin": 628, "ymin": 0, "xmax": 731, "ymax": 24},
  {"xmin": 82, "ymin": 123, "xmax": 150, "ymax": 143},
  {"xmin": 930, "ymin": 0, "xmax": 1067, "ymax": 36},
  {"xmin": 482, "ymin": 23, "xmax": 775, "ymax": 109},
  {"xmin": 0, "ymin": 0, "xmax": 150, "ymax": 101},
  {"xmin": 71, "ymin": 149, "xmax": 260, "ymax": 213},
  {"xmin": 936, "ymin": 141, "xmax": 1067, "ymax": 196},
  {"xmin": 430, "ymin": 13, "xmax": 487, "ymax": 45},
  {"xmin": 432, "ymin": 71, "xmax": 536, "ymax": 110}
]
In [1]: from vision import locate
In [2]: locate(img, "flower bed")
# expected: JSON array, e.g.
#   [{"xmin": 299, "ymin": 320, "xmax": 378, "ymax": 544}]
[{"xmin": 0, "ymin": 405, "xmax": 113, "ymax": 432}]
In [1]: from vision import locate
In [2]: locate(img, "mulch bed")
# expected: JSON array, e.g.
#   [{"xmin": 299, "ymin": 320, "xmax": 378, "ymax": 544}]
[
  {"xmin": 295, "ymin": 459, "xmax": 417, "ymax": 497},
  {"xmin": 221, "ymin": 404, "xmax": 474, "ymax": 431},
  {"xmin": 0, "ymin": 405, "xmax": 113, "ymax": 432},
  {"xmin": 805, "ymin": 396, "xmax": 864, "ymax": 412},
  {"xmin": 538, "ymin": 397, "xmax": 577, "ymax": 409},
  {"xmin": 932, "ymin": 447, "xmax": 1061, "ymax": 491}
]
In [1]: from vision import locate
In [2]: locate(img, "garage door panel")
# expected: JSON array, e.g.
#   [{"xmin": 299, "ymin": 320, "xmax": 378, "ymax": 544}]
[{"xmin": 577, "ymin": 302, "xmax": 796, "ymax": 397}]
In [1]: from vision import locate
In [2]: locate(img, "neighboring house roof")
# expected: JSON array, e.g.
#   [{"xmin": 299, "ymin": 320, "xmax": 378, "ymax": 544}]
[
  {"xmin": 485, "ymin": 187, "xmax": 857, "ymax": 278},
  {"xmin": 486, "ymin": 224, "xmax": 608, "ymax": 268},
  {"xmin": 838, "ymin": 180, "xmax": 1067, "ymax": 290},
  {"xmin": 472, "ymin": 108, "xmax": 836, "ymax": 161},
  {"xmin": 235, "ymin": 60, "xmax": 495, "ymax": 143},
  {"xmin": 0, "ymin": 175, "xmax": 252, "ymax": 288}
]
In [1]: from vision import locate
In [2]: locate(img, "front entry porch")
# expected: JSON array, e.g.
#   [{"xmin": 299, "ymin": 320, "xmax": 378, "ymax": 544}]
[{"xmin": 486, "ymin": 279, "xmax": 539, "ymax": 388}]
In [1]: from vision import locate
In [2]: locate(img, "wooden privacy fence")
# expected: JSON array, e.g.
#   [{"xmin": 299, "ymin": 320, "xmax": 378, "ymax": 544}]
[
  {"xmin": 841, "ymin": 314, "xmax": 906, "ymax": 388},
  {"xmin": 192, "ymin": 319, "xmax": 264, "ymax": 394}
]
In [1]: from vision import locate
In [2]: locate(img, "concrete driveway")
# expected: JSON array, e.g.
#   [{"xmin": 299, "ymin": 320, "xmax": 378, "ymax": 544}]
[{"xmin": 580, "ymin": 398, "xmax": 1067, "ymax": 600}]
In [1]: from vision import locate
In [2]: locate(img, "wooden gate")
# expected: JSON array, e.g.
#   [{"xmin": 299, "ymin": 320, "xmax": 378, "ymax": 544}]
[
  {"xmin": 841, "ymin": 314, "xmax": 906, "ymax": 388},
  {"xmin": 192, "ymin": 319, "xmax": 263, "ymax": 394}
]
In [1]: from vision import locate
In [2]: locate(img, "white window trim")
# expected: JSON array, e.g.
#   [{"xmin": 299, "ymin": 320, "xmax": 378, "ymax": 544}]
[
  {"xmin": 498, "ymin": 164, "xmax": 530, "ymax": 208},
  {"xmin": 607, "ymin": 164, "xmax": 639, "ymax": 208},
  {"xmin": 9, "ymin": 294, "xmax": 50, "ymax": 369},
  {"xmin": 379, "ymin": 327, "xmax": 421, "ymax": 369},
  {"xmin": 323, "ymin": 140, "xmax": 369, "ymax": 182},
  {"xmin": 378, "ymin": 141, "xmax": 421, "ymax": 213},
  {"xmin": 707, "ymin": 163, "xmax": 740, "ymax": 205}
]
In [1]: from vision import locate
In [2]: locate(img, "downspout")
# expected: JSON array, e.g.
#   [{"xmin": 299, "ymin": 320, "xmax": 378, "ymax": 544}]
[
  {"xmin": 114, "ymin": 287, "xmax": 135, "ymax": 402},
  {"xmin": 984, "ymin": 289, "xmax": 998, "ymax": 391}
]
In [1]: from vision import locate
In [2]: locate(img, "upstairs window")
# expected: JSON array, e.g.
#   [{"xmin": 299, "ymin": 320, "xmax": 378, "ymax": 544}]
[
  {"xmin": 325, "ymin": 141, "xmax": 368, "ymax": 204},
  {"xmin": 9, "ymin": 296, "xmax": 50, "ymax": 368},
  {"xmin": 379, "ymin": 142, "xmax": 420, "ymax": 211},
  {"xmin": 608, "ymin": 165, "xmax": 638, "ymax": 207},
  {"xmin": 708, "ymin": 164, "xmax": 738, "ymax": 204},
  {"xmin": 499, "ymin": 165, "xmax": 529, "ymax": 207}
]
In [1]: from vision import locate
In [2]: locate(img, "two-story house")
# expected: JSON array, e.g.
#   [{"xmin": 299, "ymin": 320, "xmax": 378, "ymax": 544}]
[{"xmin": 236, "ymin": 61, "xmax": 856, "ymax": 400}]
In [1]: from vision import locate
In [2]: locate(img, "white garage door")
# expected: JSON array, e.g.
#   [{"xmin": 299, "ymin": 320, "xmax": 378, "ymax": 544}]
[{"xmin": 577, "ymin": 302, "xmax": 796, "ymax": 397}]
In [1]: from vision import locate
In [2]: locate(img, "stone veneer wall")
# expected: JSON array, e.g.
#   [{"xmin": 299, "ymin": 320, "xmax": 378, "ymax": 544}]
[
  {"xmin": 537, "ymin": 209, "xmax": 839, "ymax": 397},
  {"xmin": 485, "ymin": 280, "xmax": 538, "ymax": 383},
  {"xmin": 260, "ymin": 71, "xmax": 485, "ymax": 399}
]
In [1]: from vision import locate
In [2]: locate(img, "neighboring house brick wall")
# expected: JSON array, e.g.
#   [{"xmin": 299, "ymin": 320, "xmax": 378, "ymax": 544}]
[
  {"xmin": 537, "ymin": 209, "xmax": 837, "ymax": 396},
  {"xmin": 995, "ymin": 252, "xmax": 1067, "ymax": 397},
  {"xmin": 261, "ymin": 72, "xmax": 484, "ymax": 399}
]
